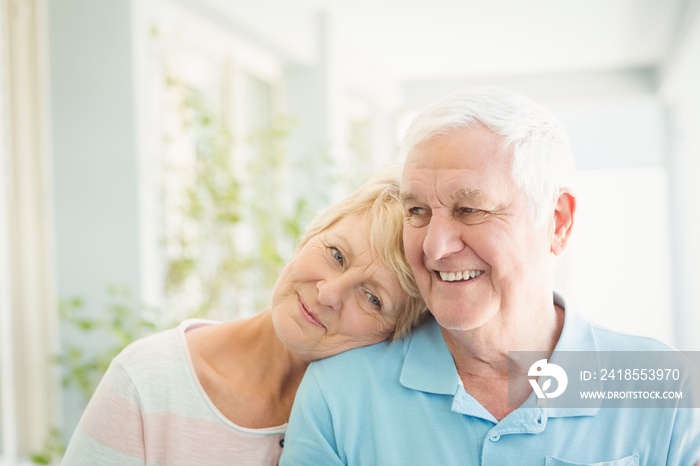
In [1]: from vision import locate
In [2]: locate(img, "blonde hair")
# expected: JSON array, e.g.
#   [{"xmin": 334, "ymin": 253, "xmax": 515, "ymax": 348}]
[{"xmin": 297, "ymin": 165, "xmax": 426, "ymax": 340}]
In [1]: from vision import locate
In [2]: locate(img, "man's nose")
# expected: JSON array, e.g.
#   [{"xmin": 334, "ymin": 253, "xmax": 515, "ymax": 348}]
[{"xmin": 422, "ymin": 213, "xmax": 464, "ymax": 261}]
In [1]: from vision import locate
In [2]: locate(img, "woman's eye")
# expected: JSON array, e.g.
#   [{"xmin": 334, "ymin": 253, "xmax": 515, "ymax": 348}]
[
  {"xmin": 330, "ymin": 247, "xmax": 344, "ymax": 266},
  {"xmin": 366, "ymin": 292, "xmax": 381, "ymax": 309}
]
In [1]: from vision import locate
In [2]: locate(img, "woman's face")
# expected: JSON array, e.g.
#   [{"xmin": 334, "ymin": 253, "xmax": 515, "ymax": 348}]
[{"xmin": 271, "ymin": 213, "xmax": 407, "ymax": 361}]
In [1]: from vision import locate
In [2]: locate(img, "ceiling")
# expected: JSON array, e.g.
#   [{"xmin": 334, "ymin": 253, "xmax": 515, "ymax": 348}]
[{"xmin": 290, "ymin": 0, "xmax": 689, "ymax": 84}]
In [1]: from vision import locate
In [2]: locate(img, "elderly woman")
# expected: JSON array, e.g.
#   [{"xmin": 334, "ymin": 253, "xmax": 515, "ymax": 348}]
[{"xmin": 61, "ymin": 167, "xmax": 426, "ymax": 465}]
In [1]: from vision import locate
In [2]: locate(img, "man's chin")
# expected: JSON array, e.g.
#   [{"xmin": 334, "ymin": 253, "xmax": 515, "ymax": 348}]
[{"xmin": 431, "ymin": 304, "xmax": 492, "ymax": 333}]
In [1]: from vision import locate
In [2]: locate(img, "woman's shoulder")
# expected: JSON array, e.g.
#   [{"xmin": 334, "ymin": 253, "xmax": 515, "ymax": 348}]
[
  {"xmin": 115, "ymin": 323, "xmax": 180, "ymax": 362},
  {"xmin": 110, "ymin": 319, "xmax": 213, "ymax": 377},
  {"xmin": 118, "ymin": 318, "xmax": 214, "ymax": 353},
  {"xmin": 101, "ymin": 319, "xmax": 223, "ymax": 405}
]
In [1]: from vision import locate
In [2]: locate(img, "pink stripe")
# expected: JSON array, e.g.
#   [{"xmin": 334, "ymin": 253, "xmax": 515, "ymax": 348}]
[
  {"xmin": 79, "ymin": 384, "xmax": 146, "ymax": 459},
  {"xmin": 79, "ymin": 383, "xmax": 284, "ymax": 464},
  {"xmin": 144, "ymin": 413, "xmax": 283, "ymax": 464}
]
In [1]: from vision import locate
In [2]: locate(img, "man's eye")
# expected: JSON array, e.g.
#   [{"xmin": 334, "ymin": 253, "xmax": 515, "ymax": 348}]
[
  {"xmin": 406, "ymin": 207, "xmax": 431, "ymax": 227},
  {"xmin": 330, "ymin": 247, "xmax": 344, "ymax": 266},
  {"xmin": 456, "ymin": 207, "xmax": 489, "ymax": 224}
]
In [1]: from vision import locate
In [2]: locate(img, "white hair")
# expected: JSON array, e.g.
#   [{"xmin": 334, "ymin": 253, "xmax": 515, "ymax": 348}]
[{"xmin": 400, "ymin": 87, "xmax": 576, "ymax": 224}]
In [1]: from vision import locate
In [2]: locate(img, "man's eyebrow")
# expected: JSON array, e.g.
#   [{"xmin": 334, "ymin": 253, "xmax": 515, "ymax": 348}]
[
  {"xmin": 398, "ymin": 192, "xmax": 417, "ymax": 202},
  {"xmin": 399, "ymin": 190, "xmax": 484, "ymax": 203},
  {"xmin": 452, "ymin": 189, "xmax": 484, "ymax": 202}
]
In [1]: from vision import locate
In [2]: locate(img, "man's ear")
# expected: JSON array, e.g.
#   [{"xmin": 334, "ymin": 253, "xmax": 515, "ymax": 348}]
[{"xmin": 551, "ymin": 189, "xmax": 576, "ymax": 256}]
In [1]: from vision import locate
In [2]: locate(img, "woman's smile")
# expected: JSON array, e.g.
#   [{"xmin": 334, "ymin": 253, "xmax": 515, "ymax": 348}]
[{"xmin": 298, "ymin": 296, "xmax": 325, "ymax": 328}]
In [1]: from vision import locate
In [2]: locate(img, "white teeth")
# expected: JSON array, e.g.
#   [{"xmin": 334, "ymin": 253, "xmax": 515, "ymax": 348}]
[{"xmin": 439, "ymin": 270, "xmax": 483, "ymax": 282}]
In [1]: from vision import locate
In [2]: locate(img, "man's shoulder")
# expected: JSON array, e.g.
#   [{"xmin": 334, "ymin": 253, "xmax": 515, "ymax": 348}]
[
  {"xmin": 589, "ymin": 321, "xmax": 677, "ymax": 351},
  {"xmin": 310, "ymin": 315, "xmax": 438, "ymax": 372},
  {"xmin": 561, "ymin": 304, "xmax": 677, "ymax": 352},
  {"xmin": 311, "ymin": 336, "xmax": 409, "ymax": 374},
  {"xmin": 306, "ymin": 316, "xmax": 444, "ymax": 397}
]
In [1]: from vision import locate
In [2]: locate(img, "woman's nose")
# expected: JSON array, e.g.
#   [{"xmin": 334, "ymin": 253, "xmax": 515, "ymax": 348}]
[{"xmin": 316, "ymin": 275, "xmax": 347, "ymax": 310}]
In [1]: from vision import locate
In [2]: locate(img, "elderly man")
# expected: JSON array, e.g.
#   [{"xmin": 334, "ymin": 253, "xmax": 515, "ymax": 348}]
[{"xmin": 280, "ymin": 88, "xmax": 700, "ymax": 465}]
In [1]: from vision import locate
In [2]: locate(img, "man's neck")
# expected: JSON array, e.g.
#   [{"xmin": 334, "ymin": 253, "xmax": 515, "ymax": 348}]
[{"xmin": 442, "ymin": 302, "xmax": 565, "ymax": 420}]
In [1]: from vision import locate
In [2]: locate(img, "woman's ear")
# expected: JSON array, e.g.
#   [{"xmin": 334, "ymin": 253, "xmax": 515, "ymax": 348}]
[{"xmin": 551, "ymin": 188, "xmax": 576, "ymax": 256}]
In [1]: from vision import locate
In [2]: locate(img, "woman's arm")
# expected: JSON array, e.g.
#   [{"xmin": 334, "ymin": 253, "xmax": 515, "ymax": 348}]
[{"xmin": 61, "ymin": 361, "xmax": 146, "ymax": 466}]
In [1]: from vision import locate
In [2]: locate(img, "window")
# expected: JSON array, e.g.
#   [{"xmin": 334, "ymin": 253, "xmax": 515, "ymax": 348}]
[{"xmin": 148, "ymin": 1, "xmax": 291, "ymax": 321}]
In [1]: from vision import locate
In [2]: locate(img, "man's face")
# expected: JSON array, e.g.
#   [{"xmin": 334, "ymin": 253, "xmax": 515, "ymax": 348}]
[{"xmin": 400, "ymin": 125, "xmax": 555, "ymax": 332}]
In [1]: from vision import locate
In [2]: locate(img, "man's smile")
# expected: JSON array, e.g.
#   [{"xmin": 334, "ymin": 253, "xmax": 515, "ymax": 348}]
[{"xmin": 436, "ymin": 270, "xmax": 484, "ymax": 282}]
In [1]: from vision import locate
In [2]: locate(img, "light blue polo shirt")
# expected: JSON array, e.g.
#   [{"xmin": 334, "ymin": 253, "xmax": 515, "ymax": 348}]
[{"xmin": 281, "ymin": 295, "xmax": 700, "ymax": 465}]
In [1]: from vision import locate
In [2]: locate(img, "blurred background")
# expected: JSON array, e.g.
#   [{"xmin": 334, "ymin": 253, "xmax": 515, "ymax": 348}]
[{"xmin": 1, "ymin": 0, "xmax": 699, "ymax": 463}]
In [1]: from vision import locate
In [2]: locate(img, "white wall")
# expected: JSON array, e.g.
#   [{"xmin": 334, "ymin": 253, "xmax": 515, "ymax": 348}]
[
  {"xmin": 552, "ymin": 96, "xmax": 675, "ymax": 345},
  {"xmin": 48, "ymin": 0, "xmax": 143, "ymax": 432},
  {"xmin": 660, "ymin": 0, "xmax": 700, "ymax": 351},
  {"xmin": 170, "ymin": 0, "xmax": 319, "ymax": 65},
  {"xmin": 555, "ymin": 167, "xmax": 674, "ymax": 344}
]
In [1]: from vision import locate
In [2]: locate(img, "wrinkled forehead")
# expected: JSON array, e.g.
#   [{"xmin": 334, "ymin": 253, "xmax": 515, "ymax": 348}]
[{"xmin": 401, "ymin": 128, "xmax": 511, "ymax": 185}]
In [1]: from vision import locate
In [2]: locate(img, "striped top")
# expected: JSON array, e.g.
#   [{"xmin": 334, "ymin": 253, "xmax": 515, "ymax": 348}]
[{"xmin": 61, "ymin": 319, "xmax": 286, "ymax": 466}]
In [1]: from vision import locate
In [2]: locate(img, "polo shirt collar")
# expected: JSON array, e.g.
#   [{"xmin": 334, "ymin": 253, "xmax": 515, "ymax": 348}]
[
  {"xmin": 550, "ymin": 292, "xmax": 596, "ymax": 352},
  {"xmin": 399, "ymin": 292, "xmax": 602, "ymax": 419},
  {"xmin": 534, "ymin": 291, "xmax": 602, "ymax": 418},
  {"xmin": 399, "ymin": 315, "xmax": 460, "ymax": 395}
]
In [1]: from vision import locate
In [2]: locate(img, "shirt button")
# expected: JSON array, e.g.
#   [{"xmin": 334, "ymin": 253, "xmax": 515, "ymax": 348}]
[{"xmin": 489, "ymin": 435, "xmax": 501, "ymax": 442}]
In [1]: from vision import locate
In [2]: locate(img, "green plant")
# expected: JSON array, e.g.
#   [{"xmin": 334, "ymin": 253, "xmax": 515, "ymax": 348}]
[
  {"xmin": 55, "ymin": 286, "xmax": 173, "ymax": 399},
  {"xmin": 31, "ymin": 287, "xmax": 174, "ymax": 464},
  {"xmin": 160, "ymin": 79, "xmax": 339, "ymax": 320},
  {"xmin": 161, "ymin": 79, "xmax": 247, "ymax": 319},
  {"xmin": 40, "ymin": 68, "xmax": 350, "ymax": 464},
  {"xmin": 29, "ymin": 427, "xmax": 64, "ymax": 465}
]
